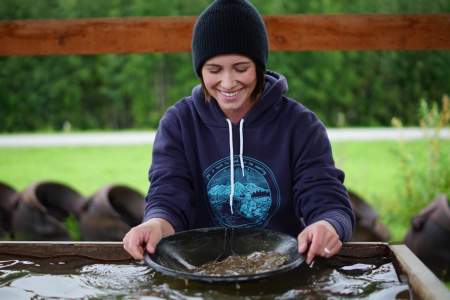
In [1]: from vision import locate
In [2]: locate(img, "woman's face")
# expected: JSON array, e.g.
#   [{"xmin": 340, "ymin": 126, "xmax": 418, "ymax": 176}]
[{"xmin": 201, "ymin": 54, "xmax": 257, "ymax": 122}]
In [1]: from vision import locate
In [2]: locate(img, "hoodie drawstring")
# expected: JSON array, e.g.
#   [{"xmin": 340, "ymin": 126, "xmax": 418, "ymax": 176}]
[
  {"xmin": 239, "ymin": 119, "xmax": 245, "ymax": 176},
  {"xmin": 226, "ymin": 118, "xmax": 245, "ymax": 215},
  {"xmin": 226, "ymin": 119, "xmax": 235, "ymax": 214}
]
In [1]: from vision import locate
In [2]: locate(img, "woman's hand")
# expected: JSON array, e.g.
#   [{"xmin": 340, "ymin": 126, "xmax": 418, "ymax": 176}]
[
  {"xmin": 122, "ymin": 218, "xmax": 175, "ymax": 260},
  {"xmin": 297, "ymin": 220, "xmax": 342, "ymax": 264}
]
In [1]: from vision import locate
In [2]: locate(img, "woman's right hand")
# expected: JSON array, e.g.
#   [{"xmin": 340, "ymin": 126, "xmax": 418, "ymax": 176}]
[{"xmin": 122, "ymin": 218, "xmax": 175, "ymax": 260}]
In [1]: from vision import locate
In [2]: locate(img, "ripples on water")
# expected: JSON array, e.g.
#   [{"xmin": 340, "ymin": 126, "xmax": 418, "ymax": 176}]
[{"xmin": 0, "ymin": 256, "xmax": 410, "ymax": 299}]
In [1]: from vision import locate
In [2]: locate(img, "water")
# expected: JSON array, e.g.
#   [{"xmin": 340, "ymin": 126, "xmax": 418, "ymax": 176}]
[{"xmin": 0, "ymin": 254, "xmax": 410, "ymax": 299}]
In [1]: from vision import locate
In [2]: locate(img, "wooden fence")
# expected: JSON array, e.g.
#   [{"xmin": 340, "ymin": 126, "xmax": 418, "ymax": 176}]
[{"xmin": 1, "ymin": 14, "xmax": 449, "ymax": 56}]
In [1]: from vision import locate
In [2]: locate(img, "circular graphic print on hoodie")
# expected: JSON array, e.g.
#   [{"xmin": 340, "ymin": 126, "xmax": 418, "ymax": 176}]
[{"xmin": 203, "ymin": 156, "xmax": 280, "ymax": 228}]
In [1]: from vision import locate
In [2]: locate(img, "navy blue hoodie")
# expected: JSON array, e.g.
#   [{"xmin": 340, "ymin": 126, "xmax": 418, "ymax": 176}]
[{"xmin": 144, "ymin": 71, "xmax": 354, "ymax": 240}]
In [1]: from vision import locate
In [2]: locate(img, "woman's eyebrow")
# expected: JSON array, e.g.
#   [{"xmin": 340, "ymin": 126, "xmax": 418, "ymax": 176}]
[
  {"xmin": 233, "ymin": 62, "xmax": 251, "ymax": 66},
  {"xmin": 204, "ymin": 61, "xmax": 251, "ymax": 68},
  {"xmin": 204, "ymin": 63, "xmax": 221, "ymax": 68}
]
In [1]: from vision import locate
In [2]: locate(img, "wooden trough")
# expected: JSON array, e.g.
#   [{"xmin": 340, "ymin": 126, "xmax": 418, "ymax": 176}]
[{"xmin": 0, "ymin": 241, "xmax": 448, "ymax": 299}]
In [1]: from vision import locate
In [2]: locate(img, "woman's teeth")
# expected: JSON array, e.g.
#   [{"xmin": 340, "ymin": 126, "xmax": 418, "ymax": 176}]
[{"xmin": 220, "ymin": 90, "xmax": 239, "ymax": 97}]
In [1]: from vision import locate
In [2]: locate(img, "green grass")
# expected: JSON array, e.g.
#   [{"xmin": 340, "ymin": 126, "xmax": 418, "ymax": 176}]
[
  {"xmin": 333, "ymin": 140, "xmax": 406, "ymax": 240},
  {"xmin": 333, "ymin": 140, "xmax": 450, "ymax": 241},
  {"xmin": 0, "ymin": 145, "xmax": 151, "ymax": 195},
  {"xmin": 1, "ymin": 140, "xmax": 449, "ymax": 242}
]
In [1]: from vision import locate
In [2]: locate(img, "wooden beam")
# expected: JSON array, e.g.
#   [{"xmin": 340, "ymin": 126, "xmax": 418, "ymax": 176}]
[
  {"xmin": 266, "ymin": 14, "xmax": 450, "ymax": 51},
  {"xmin": 390, "ymin": 245, "xmax": 450, "ymax": 300},
  {"xmin": 1, "ymin": 14, "xmax": 449, "ymax": 56},
  {"xmin": 0, "ymin": 16, "xmax": 195, "ymax": 56},
  {"xmin": 0, "ymin": 242, "xmax": 389, "ymax": 261},
  {"xmin": 0, "ymin": 241, "xmax": 131, "ymax": 261},
  {"xmin": 338, "ymin": 242, "xmax": 390, "ymax": 257}
]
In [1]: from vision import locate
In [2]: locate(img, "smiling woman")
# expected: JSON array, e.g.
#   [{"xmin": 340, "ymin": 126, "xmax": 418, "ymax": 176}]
[{"xmin": 122, "ymin": 0, "xmax": 354, "ymax": 269}]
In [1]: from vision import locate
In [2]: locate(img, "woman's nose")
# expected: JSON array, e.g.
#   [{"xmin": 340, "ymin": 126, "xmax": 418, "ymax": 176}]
[{"xmin": 220, "ymin": 72, "xmax": 236, "ymax": 89}]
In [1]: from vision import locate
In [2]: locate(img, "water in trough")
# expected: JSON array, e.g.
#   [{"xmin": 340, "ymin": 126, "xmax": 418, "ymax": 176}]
[{"xmin": 0, "ymin": 254, "xmax": 410, "ymax": 299}]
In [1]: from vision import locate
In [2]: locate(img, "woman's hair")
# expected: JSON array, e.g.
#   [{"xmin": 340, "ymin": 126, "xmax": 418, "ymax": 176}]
[{"xmin": 200, "ymin": 62, "xmax": 265, "ymax": 103}]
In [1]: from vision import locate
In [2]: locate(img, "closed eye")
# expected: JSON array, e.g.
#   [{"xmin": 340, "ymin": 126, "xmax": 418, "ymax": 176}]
[
  {"xmin": 235, "ymin": 67, "xmax": 249, "ymax": 73},
  {"xmin": 204, "ymin": 66, "xmax": 221, "ymax": 74}
]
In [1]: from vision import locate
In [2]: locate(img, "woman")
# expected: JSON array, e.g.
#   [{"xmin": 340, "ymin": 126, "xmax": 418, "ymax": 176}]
[{"xmin": 123, "ymin": 0, "xmax": 354, "ymax": 265}]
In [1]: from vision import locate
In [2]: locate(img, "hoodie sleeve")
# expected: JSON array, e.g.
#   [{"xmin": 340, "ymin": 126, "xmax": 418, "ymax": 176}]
[
  {"xmin": 292, "ymin": 115, "xmax": 354, "ymax": 241},
  {"xmin": 143, "ymin": 107, "xmax": 195, "ymax": 232}
]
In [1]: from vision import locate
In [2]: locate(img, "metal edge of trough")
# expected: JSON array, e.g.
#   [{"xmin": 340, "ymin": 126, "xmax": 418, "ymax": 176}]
[{"xmin": 389, "ymin": 244, "xmax": 450, "ymax": 300}]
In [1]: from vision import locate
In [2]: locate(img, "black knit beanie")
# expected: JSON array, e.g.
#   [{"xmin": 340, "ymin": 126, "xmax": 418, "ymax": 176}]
[{"xmin": 192, "ymin": 0, "xmax": 269, "ymax": 77}]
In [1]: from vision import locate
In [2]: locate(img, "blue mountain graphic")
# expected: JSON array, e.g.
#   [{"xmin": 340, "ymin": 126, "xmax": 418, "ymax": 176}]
[{"xmin": 208, "ymin": 182, "xmax": 268, "ymax": 197}]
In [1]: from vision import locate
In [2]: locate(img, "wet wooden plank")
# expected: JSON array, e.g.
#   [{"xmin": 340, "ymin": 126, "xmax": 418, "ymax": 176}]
[
  {"xmin": 338, "ymin": 242, "xmax": 390, "ymax": 257},
  {"xmin": 0, "ymin": 241, "xmax": 131, "ymax": 261},
  {"xmin": 390, "ymin": 245, "xmax": 450, "ymax": 300},
  {"xmin": 1, "ymin": 14, "xmax": 449, "ymax": 56},
  {"xmin": 0, "ymin": 241, "xmax": 388, "ymax": 259},
  {"xmin": 0, "ymin": 241, "xmax": 390, "ymax": 260}
]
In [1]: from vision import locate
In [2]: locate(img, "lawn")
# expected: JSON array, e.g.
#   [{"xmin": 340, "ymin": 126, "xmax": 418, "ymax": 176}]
[
  {"xmin": 0, "ymin": 145, "xmax": 151, "ymax": 196},
  {"xmin": 332, "ymin": 140, "xmax": 441, "ymax": 240},
  {"xmin": 1, "ymin": 139, "xmax": 449, "ymax": 242}
]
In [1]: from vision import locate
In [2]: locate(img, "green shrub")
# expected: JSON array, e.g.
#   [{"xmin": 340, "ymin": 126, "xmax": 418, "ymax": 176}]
[{"xmin": 391, "ymin": 95, "xmax": 449, "ymax": 225}]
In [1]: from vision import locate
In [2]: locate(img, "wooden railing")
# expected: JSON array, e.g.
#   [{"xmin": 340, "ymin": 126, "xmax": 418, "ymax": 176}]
[{"xmin": 1, "ymin": 14, "xmax": 449, "ymax": 56}]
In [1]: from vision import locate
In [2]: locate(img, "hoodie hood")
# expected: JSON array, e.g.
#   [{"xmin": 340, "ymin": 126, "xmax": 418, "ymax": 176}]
[{"xmin": 192, "ymin": 70, "xmax": 288, "ymax": 127}]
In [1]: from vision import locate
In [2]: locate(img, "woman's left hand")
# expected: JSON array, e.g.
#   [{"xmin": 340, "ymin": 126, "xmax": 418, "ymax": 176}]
[{"xmin": 297, "ymin": 220, "xmax": 342, "ymax": 264}]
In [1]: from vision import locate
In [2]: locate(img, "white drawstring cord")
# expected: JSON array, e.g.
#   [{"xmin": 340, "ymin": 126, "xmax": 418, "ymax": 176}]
[
  {"xmin": 226, "ymin": 119, "xmax": 234, "ymax": 214},
  {"xmin": 226, "ymin": 118, "xmax": 246, "ymax": 214},
  {"xmin": 239, "ymin": 119, "xmax": 245, "ymax": 177}
]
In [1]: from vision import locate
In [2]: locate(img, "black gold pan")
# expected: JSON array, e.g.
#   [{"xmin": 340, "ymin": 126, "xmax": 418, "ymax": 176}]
[{"xmin": 144, "ymin": 227, "xmax": 304, "ymax": 283}]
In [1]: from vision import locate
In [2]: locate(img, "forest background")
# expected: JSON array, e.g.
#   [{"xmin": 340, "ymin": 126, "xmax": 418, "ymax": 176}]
[{"xmin": 1, "ymin": 0, "xmax": 449, "ymax": 132}]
